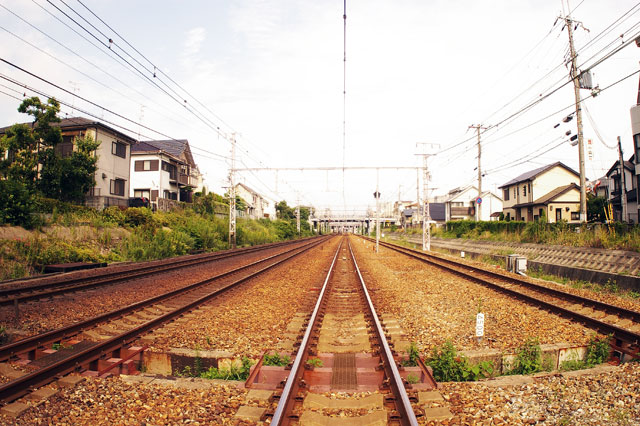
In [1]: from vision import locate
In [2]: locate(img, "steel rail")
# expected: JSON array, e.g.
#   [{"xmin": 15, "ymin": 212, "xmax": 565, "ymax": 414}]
[
  {"xmin": 0, "ymin": 238, "xmax": 314, "ymax": 305},
  {"xmin": 371, "ymin": 238, "xmax": 640, "ymax": 345},
  {"xmin": 271, "ymin": 239, "xmax": 342, "ymax": 425},
  {"xmin": 349, "ymin": 240, "xmax": 419, "ymax": 426},
  {"xmin": 0, "ymin": 236, "xmax": 330, "ymax": 404},
  {"xmin": 373, "ymin": 239, "xmax": 640, "ymax": 322},
  {"xmin": 0, "ymin": 237, "xmax": 330, "ymax": 362}
]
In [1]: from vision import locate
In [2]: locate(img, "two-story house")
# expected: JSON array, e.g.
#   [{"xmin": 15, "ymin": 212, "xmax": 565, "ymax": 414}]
[
  {"xmin": 130, "ymin": 139, "xmax": 202, "ymax": 211},
  {"xmin": 603, "ymin": 154, "xmax": 638, "ymax": 223},
  {"xmin": 433, "ymin": 186, "xmax": 503, "ymax": 221},
  {"xmin": 499, "ymin": 162, "xmax": 581, "ymax": 223},
  {"xmin": 235, "ymin": 182, "xmax": 275, "ymax": 219},
  {"xmin": 1, "ymin": 116, "xmax": 136, "ymax": 209}
]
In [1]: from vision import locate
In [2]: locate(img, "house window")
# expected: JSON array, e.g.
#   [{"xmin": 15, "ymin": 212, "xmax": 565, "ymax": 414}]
[
  {"xmin": 134, "ymin": 189, "xmax": 150, "ymax": 198},
  {"xmin": 55, "ymin": 135, "xmax": 74, "ymax": 158},
  {"xmin": 112, "ymin": 141, "xmax": 126, "ymax": 158},
  {"xmin": 503, "ymin": 189, "xmax": 509, "ymax": 201},
  {"xmin": 134, "ymin": 160, "xmax": 158, "ymax": 171},
  {"xmin": 162, "ymin": 161, "xmax": 177, "ymax": 180},
  {"xmin": 571, "ymin": 212, "xmax": 580, "ymax": 220},
  {"xmin": 523, "ymin": 185, "xmax": 527, "ymax": 197},
  {"xmin": 110, "ymin": 178, "xmax": 125, "ymax": 196},
  {"xmin": 513, "ymin": 188, "xmax": 516, "ymax": 198}
]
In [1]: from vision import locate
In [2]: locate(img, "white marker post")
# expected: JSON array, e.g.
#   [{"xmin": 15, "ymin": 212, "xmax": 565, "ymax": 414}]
[{"xmin": 475, "ymin": 312, "xmax": 485, "ymax": 343}]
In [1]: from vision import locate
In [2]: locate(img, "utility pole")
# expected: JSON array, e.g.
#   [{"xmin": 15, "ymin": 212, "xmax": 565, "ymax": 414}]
[
  {"xmin": 415, "ymin": 168, "xmax": 420, "ymax": 229},
  {"xmin": 375, "ymin": 169, "xmax": 380, "ymax": 253},
  {"xmin": 564, "ymin": 12, "xmax": 588, "ymax": 222},
  {"xmin": 228, "ymin": 133, "xmax": 237, "ymax": 249},
  {"xmin": 469, "ymin": 125, "xmax": 487, "ymax": 221},
  {"xmin": 296, "ymin": 195, "xmax": 301, "ymax": 235},
  {"xmin": 416, "ymin": 143, "xmax": 440, "ymax": 251},
  {"xmin": 617, "ymin": 136, "xmax": 628, "ymax": 222}
]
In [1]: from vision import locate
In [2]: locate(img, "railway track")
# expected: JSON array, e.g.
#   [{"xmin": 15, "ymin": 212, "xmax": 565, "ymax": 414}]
[
  {"xmin": 263, "ymin": 236, "xmax": 441, "ymax": 425},
  {"xmin": 367, "ymin": 237, "xmax": 640, "ymax": 360},
  {"xmin": 0, "ymin": 236, "xmax": 331, "ymax": 404},
  {"xmin": 0, "ymin": 238, "xmax": 315, "ymax": 307}
]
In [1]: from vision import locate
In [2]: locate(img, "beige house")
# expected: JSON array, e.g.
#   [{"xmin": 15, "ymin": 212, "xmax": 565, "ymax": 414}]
[
  {"xmin": 499, "ymin": 162, "xmax": 581, "ymax": 223},
  {"xmin": 1, "ymin": 117, "xmax": 136, "ymax": 209}
]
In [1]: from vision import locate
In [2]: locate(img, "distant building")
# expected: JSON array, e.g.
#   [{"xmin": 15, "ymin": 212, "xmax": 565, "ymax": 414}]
[
  {"xmin": 130, "ymin": 139, "xmax": 202, "ymax": 211},
  {"xmin": 499, "ymin": 162, "xmax": 581, "ymax": 223},
  {"xmin": 235, "ymin": 182, "xmax": 275, "ymax": 219},
  {"xmin": 433, "ymin": 186, "xmax": 502, "ymax": 221}
]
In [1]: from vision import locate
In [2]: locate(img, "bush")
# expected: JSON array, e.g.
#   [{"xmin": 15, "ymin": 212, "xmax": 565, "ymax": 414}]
[
  {"xmin": 426, "ymin": 340, "xmax": 493, "ymax": 381},
  {"xmin": 124, "ymin": 207, "xmax": 155, "ymax": 228},
  {"xmin": 0, "ymin": 180, "xmax": 36, "ymax": 228},
  {"xmin": 118, "ymin": 228, "xmax": 194, "ymax": 261},
  {"xmin": 509, "ymin": 338, "xmax": 542, "ymax": 375}
]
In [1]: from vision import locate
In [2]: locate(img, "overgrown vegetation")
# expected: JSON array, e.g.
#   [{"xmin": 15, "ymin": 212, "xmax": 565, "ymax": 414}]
[
  {"xmin": 402, "ymin": 342, "xmax": 421, "ymax": 367},
  {"xmin": 306, "ymin": 358, "xmax": 323, "ymax": 368},
  {"xmin": 425, "ymin": 340, "xmax": 493, "ymax": 382},
  {"xmin": 0, "ymin": 190, "xmax": 316, "ymax": 280},
  {"xmin": 560, "ymin": 335, "xmax": 611, "ymax": 371},
  {"xmin": 199, "ymin": 357, "xmax": 254, "ymax": 381},
  {"xmin": 263, "ymin": 352, "xmax": 291, "ymax": 366},
  {"xmin": 432, "ymin": 219, "xmax": 640, "ymax": 252},
  {"xmin": 508, "ymin": 338, "xmax": 542, "ymax": 375}
]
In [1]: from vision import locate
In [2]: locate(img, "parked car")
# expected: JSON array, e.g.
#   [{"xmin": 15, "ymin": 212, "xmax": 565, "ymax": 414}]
[{"xmin": 128, "ymin": 197, "xmax": 150, "ymax": 208}]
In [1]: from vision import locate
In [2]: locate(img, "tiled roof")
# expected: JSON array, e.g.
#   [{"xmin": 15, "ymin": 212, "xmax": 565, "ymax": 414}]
[
  {"xmin": 0, "ymin": 116, "xmax": 136, "ymax": 143},
  {"xmin": 499, "ymin": 162, "xmax": 580, "ymax": 188},
  {"xmin": 134, "ymin": 139, "xmax": 196, "ymax": 167}
]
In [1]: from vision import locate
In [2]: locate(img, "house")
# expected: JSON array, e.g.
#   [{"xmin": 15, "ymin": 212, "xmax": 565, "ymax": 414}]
[
  {"xmin": 499, "ymin": 162, "xmax": 581, "ymax": 223},
  {"xmin": 1, "ymin": 117, "xmax": 136, "ymax": 209},
  {"xmin": 433, "ymin": 186, "xmax": 503, "ymax": 221},
  {"xmin": 130, "ymin": 139, "xmax": 203, "ymax": 211},
  {"xmin": 235, "ymin": 182, "xmax": 275, "ymax": 219},
  {"xmin": 603, "ymin": 154, "xmax": 638, "ymax": 223}
]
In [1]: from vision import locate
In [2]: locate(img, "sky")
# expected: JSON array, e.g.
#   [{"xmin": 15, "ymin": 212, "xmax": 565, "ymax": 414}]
[{"xmin": 1, "ymin": 0, "xmax": 639, "ymax": 216}]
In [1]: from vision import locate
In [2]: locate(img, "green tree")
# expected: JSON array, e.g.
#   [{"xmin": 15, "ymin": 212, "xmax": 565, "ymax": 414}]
[
  {"xmin": 276, "ymin": 200, "xmax": 295, "ymax": 220},
  {"xmin": 587, "ymin": 194, "xmax": 607, "ymax": 223}
]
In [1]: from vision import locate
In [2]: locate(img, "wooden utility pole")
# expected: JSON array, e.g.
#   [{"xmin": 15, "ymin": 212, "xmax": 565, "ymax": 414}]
[
  {"xmin": 228, "ymin": 133, "xmax": 237, "ymax": 249},
  {"xmin": 617, "ymin": 136, "xmax": 628, "ymax": 222},
  {"xmin": 469, "ymin": 125, "xmax": 487, "ymax": 221},
  {"xmin": 565, "ymin": 14, "xmax": 588, "ymax": 222}
]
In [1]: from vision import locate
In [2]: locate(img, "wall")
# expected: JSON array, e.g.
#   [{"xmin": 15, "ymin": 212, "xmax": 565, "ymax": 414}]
[
  {"xmin": 532, "ymin": 166, "xmax": 579, "ymax": 200},
  {"xmin": 90, "ymin": 127, "xmax": 131, "ymax": 201}
]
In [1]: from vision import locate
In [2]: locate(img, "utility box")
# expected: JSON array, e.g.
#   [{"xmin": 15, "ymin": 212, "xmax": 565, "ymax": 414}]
[{"xmin": 505, "ymin": 254, "xmax": 527, "ymax": 274}]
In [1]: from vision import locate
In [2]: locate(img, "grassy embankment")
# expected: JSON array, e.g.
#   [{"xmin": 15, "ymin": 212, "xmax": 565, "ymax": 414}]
[{"xmin": 0, "ymin": 198, "xmax": 313, "ymax": 280}]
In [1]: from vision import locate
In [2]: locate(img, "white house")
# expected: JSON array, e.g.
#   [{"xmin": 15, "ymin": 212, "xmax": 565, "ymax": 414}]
[
  {"xmin": 235, "ymin": 182, "xmax": 276, "ymax": 219},
  {"xmin": 433, "ymin": 186, "xmax": 503, "ymax": 221},
  {"xmin": 130, "ymin": 139, "xmax": 202, "ymax": 211}
]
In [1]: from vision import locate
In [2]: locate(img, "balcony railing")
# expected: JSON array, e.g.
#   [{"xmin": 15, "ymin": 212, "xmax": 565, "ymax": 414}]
[{"xmin": 178, "ymin": 173, "xmax": 189, "ymax": 185}]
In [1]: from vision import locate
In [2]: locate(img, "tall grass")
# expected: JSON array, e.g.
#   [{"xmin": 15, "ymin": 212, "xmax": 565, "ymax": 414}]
[{"xmin": 433, "ymin": 220, "xmax": 640, "ymax": 252}]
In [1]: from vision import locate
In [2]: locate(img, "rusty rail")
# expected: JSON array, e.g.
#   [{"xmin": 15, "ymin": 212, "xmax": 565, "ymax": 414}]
[
  {"xmin": 0, "ymin": 238, "xmax": 316, "ymax": 306},
  {"xmin": 369, "ymin": 237, "xmax": 640, "ymax": 346},
  {"xmin": 0, "ymin": 236, "xmax": 330, "ymax": 404}
]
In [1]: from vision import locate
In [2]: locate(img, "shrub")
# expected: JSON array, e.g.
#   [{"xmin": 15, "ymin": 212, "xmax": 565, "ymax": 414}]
[
  {"xmin": 426, "ymin": 340, "xmax": 493, "ymax": 381},
  {"xmin": 263, "ymin": 352, "xmax": 290, "ymax": 366},
  {"xmin": 0, "ymin": 180, "xmax": 36, "ymax": 228},
  {"xmin": 124, "ymin": 207, "xmax": 154, "ymax": 228},
  {"xmin": 509, "ymin": 338, "xmax": 542, "ymax": 375},
  {"xmin": 118, "ymin": 228, "xmax": 194, "ymax": 261}
]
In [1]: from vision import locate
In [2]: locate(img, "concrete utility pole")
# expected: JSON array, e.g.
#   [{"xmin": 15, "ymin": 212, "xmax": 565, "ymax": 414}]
[
  {"xmin": 375, "ymin": 169, "xmax": 380, "ymax": 254},
  {"xmin": 416, "ymin": 143, "xmax": 440, "ymax": 251},
  {"xmin": 468, "ymin": 125, "xmax": 487, "ymax": 221},
  {"xmin": 617, "ymin": 136, "xmax": 628, "ymax": 222},
  {"xmin": 228, "ymin": 133, "xmax": 237, "ymax": 249},
  {"xmin": 565, "ymin": 13, "xmax": 588, "ymax": 222},
  {"xmin": 296, "ymin": 196, "xmax": 301, "ymax": 235}
]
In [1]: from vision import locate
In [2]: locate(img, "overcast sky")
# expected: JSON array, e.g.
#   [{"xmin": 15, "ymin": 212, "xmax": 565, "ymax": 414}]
[{"xmin": 1, "ymin": 0, "xmax": 639, "ymax": 214}]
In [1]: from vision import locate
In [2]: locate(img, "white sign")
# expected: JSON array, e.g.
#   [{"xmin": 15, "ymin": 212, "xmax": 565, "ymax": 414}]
[{"xmin": 475, "ymin": 313, "xmax": 485, "ymax": 337}]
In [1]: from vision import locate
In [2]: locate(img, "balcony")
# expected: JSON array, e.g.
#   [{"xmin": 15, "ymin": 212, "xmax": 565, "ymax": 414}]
[
  {"xmin": 451, "ymin": 206, "xmax": 475, "ymax": 216},
  {"xmin": 178, "ymin": 173, "xmax": 189, "ymax": 185}
]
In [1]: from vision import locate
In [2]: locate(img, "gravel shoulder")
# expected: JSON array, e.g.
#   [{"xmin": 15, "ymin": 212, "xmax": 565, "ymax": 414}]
[
  {"xmin": 147, "ymin": 237, "xmax": 341, "ymax": 357},
  {"xmin": 351, "ymin": 237, "xmax": 596, "ymax": 353}
]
